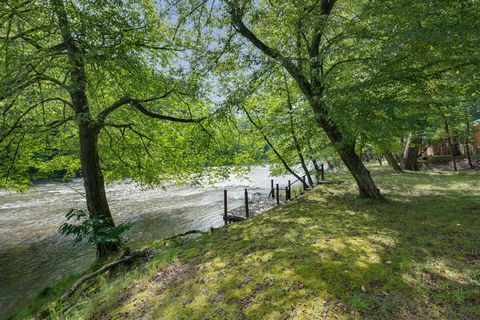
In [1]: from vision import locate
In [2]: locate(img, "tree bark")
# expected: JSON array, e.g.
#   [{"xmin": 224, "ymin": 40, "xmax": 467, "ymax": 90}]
[
  {"xmin": 79, "ymin": 125, "xmax": 120, "ymax": 257},
  {"xmin": 465, "ymin": 120, "xmax": 474, "ymax": 168},
  {"xmin": 403, "ymin": 132, "xmax": 421, "ymax": 171},
  {"xmin": 313, "ymin": 102, "xmax": 383, "ymax": 199},
  {"xmin": 384, "ymin": 152, "xmax": 403, "ymax": 172},
  {"xmin": 52, "ymin": 0, "xmax": 119, "ymax": 257},
  {"xmin": 337, "ymin": 143, "xmax": 382, "ymax": 198},
  {"xmin": 228, "ymin": 0, "xmax": 383, "ymax": 199},
  {"xmin": 438, "ymin": 110, "xmax": 457, "ymax": 171}
]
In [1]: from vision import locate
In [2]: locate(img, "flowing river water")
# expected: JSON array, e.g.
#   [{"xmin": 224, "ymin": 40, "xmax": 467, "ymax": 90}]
[{"xmin": 0, "ymin": 166, "xmax": 297, "ymax": 318}]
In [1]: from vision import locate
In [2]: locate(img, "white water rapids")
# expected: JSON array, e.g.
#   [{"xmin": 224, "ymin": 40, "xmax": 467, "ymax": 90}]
[{"xmin": 0, "ymin": 166, "xmax": 298, "ymax": 318}]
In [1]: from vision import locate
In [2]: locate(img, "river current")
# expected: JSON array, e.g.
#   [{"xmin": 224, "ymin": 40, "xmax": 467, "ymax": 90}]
[{"xmin": 0, "ymin": 166, "xmax": 296, "ymax": 318}]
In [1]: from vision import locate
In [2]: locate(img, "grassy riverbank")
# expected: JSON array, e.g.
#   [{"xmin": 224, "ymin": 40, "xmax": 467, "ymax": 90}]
[{"xmin": 14, "ymin": 165, "xmax": 480, "ymax": 319}]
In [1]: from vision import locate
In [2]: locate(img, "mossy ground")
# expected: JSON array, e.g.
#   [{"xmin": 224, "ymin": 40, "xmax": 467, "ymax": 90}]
[{"xmin": 14, "ymin": 165, "xmax": 480, "ymax": 319}]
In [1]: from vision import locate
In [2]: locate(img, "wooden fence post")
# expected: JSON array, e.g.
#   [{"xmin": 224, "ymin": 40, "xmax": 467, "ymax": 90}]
[
  {"xmin": 321, "ymin": 163, "xmax": 325, "ymax": 181},
  {"xmin": 271, "ymin": 179, "xmax": 275, "ymax": 198},
  {"xmin": 245, "ymin": 189, "xmax": 249, "ymax": 218},
  {"xmin": 276, "ymin": 184, "xmax": 280, "ymax": 205},
  {"xmin": 285, "ymin": 187, "xmax": 288, "ymax": 202},
  {"xmin": 288, "ymin": 180, "xmax": 291, "ymax": 200},
  {"xmin": 223, "ymin": 190, "xmax": 228, "ymax": 225},
  {"xmin": 302, "ymin": 176, "xmax": 306, "ymax": 191}
]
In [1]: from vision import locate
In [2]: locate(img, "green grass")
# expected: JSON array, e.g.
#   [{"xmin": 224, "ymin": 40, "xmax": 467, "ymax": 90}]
[{"xmin": 14, "ymin": 165, "xmax": 480, "ymax": 319}]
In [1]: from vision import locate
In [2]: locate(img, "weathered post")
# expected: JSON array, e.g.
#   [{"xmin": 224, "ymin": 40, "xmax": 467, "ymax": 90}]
[
  {"xmin": 276, "ymin": 184, "xmax": 280, "ymax": 205},
  {"xmin": 223, "ymin": 190, "xmax": 228, "ymax": 225},
  {"xmin": 288, "ymin": 180, "xmax": 291, "ymax": 200},
  {"xmin": 271, "ymin": 179, "xmax": 275, "ymax": 198},
  {"xmin": 245, "ymin": 189, "xmax": 249, "ymax": 218},
  {"xmin": 285, "ymin": 187, "xmax": 288, "ymax": 202},
  {"xmin": 302, "ymin": 176, "xmax": 306, "ymax": 191},
  {"xmin": 321, "ymin": 163, "xmax": 325, "ymax": 181}
]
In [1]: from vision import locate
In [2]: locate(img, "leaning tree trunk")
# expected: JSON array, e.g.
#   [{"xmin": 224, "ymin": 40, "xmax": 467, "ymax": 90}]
[
  {"xmin": 306, "ymin": 140, "xmax": 322, "ymax": 182},
  {"xmin": 289, "ymin": 116, "xmax": 313, "ymax": 187},
  {"xmin": 296, "ymin": 144, "xmax": 314, "ymax": 187},
  {"xmin": 79, "ymin": 124, "xmax": 120, "ymax": 257},
  {"xmin": 285, "ymin": 75, "xmax": 313, "ymax": 187},
  {"xmin": 403, "ymin": 132, "xmax": 421, "ymax": 171},
  {"xmin": 337, "ymin": 143, "xmax": 382, "ymax": 198},
  {"xmin": 228, "ymin": 2, "xmax": 382, "ymax": 199},
  {"xmin": 384, "ymin": 152, "xmax": 403, "ymax": 172},
  {"xmin": 313, "ymin": 103, "xmax": 383, "ymax": 199}
]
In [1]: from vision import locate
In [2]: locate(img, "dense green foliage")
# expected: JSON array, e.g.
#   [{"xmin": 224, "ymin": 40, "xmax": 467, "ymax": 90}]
[
  {"xmin": 1, "ymin": 0, "xmax": 479, "ymax": 188},
  {"xmin": 0, "ymin": 0, "xmax": 257, "ymax": 191},
  {"xmin": 2, "ymin": 0, "xmax": 480, "ymax": 317}
]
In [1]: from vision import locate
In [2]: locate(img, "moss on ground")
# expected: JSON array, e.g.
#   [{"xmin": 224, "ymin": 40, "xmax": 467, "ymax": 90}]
[{"xmin": 13, "ymin": 165, "xmax": 480, "ymax": 319}]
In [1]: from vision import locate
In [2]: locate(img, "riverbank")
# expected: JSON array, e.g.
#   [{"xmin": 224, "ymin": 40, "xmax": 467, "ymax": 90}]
[
  {"xmin": 13, "ymin": 165, "xmax": 480, "ymax": 319},
  {"xmin": 0, "ymin": 166, "xmax": 296, "ymax": 318}
]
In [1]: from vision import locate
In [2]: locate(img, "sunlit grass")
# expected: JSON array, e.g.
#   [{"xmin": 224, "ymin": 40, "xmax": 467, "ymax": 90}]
[{"xmin": 14, "ymin": 165, "xmax": 480, "ymax": 319}]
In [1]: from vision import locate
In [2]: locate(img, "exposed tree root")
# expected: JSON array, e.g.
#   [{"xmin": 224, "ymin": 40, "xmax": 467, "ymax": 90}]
[{"xmin": 36, "ymin": 249, "xmax": 151, "ymax": 319}]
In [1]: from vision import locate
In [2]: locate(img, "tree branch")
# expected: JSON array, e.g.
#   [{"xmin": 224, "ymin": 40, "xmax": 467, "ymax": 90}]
[
  {"xmin": 97, "ymin": 89, "xmax": 176, "ymax": 122},
  {"xmin": 324, "ymin": 58, "xmax": 368, "ymax": 78},
  {"xmin": 309, "ymin": 0, "xmax": 336, "ymax": 58},
  {"xmin": 226, "ymin": 2, "xmax": 314, "ymax": 99},
  {"xmin": 132, "ymin": 101, "xmax": 206, "ymax": 123}
]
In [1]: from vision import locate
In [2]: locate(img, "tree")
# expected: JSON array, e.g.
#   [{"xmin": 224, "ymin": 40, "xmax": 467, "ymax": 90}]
[
  {"xmin": 0, "ymin": 0, "xmax": 233, "ymax": 257},
  {"xmin": 223, "ymin": 0, "xmax": 384, "ymax": 198}
]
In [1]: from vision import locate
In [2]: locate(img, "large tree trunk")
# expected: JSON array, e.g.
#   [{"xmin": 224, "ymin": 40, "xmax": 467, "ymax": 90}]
[
  {"xmin": 312, "ymin": 103, "xmax": 383, "ymax": 199},
  {"xmin": 79, "ymin": 124, "xmax": 120, "ymax": 257},
  {"xmin": 229, "ymin": 1, "xmax": 382, "ymax": 199},
  {"xmin": 403, "ymin": 132, "xmax": 421, "ymax": 171},
  {"xmin": 52, "ymin": 0, "xmax": 120, "ymax": 257},
  {"xmin": 337, "ymin": 143, "xmax": 382, "ymax": 198},
  {"xmin": 384, "ymin": 152, "xmax": 403, "ymax": 172}
]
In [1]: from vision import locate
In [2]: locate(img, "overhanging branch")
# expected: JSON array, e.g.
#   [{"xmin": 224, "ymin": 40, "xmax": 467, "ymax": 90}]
[{"xmin": 97, "ymin": 89, "xmax": 176, "ymax": 122}]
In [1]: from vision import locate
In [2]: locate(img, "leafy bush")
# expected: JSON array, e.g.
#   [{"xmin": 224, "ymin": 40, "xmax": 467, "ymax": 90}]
[{"xmin": 59, "ymin": 209, "xmax": 131, "ymax": 248}]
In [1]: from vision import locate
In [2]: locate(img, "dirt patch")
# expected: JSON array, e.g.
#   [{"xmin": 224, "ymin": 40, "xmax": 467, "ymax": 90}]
[
  {"xmin": 152, "ymin": 263, "xmax": 191, "ymax": 288},
  {"xmin": 107, "ymin": 263, "xmax": 192, "ymax": 319},
  {"xmin": 423, "ymin": 158, "xmax": 479, "ymax": 171}
]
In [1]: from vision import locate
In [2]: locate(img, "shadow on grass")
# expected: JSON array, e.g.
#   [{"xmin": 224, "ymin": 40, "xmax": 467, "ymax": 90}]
[{"xmin": 59, "ymin": 167, "xmax": 480, "ymax": 319}]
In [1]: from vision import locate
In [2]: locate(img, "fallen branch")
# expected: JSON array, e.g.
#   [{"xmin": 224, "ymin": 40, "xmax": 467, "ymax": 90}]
[
  {"xmin": 61, "ymin": 249, "xmax": 151, "ymax": 302},
  {"xmin": 163, "ymin": 229, "xmax": 206, "ymax": 244},
  {"xmin": 37, "ymin": 249, "xmax": 151, "ymax": 319}
]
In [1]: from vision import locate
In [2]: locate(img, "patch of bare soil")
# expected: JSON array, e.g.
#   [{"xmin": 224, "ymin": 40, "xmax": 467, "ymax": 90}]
[
  {"xmin": 423, "ymin": 158, "xmax": 479, "ymax": 171},
  {"xmin": 110, "ymin": 263, "xmax": 191, "ymax": 320}
]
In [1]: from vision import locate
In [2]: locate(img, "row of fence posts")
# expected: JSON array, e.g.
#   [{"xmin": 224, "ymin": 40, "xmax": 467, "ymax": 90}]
[
  {"xmin": 223, "ymin": 164, "xmax": 325, "ymax": 225},
  {"xmin": 223, "ymin": 189, "xmax": 250, "ymax": 225}
]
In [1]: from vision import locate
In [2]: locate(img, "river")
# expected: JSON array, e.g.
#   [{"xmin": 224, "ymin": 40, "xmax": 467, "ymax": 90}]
[{"xmin": 0, "ymin": 166, "xmax": 297, "ymax": 318}]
